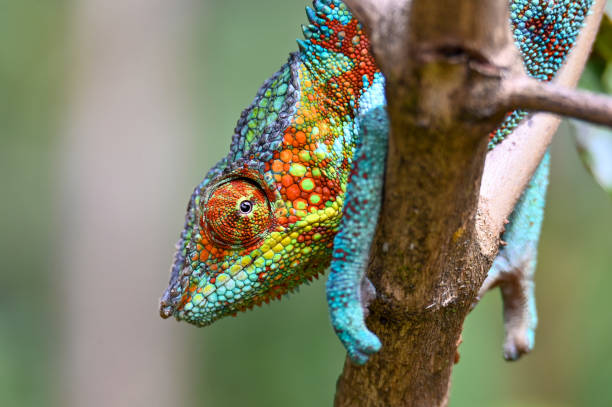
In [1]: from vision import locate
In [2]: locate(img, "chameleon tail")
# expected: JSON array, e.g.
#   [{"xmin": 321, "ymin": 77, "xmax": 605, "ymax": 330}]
[{"xmin": 479, "ymin": 151, "xmax": 550, "ymax": 360}]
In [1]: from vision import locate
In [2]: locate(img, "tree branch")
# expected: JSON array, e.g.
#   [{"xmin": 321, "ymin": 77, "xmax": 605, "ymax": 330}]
[
  {"xmin": 499, "ymin": 78, "xmax": 612, "ymax": 127},
  {"xmin": 335, "ymin": 0, "xmax": 606, "ymax": 406}
]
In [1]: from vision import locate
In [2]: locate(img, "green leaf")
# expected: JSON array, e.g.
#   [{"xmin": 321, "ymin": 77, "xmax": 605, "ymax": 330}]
[
  {"xmin": 573, "ymin": 7, "xmax": 612, "ymax": 198},
  {"xmin": 569, "ymin": 120, "xmax": 612, "ymax": 199},
  {"xmin": 593, "ymin": 12, "xmax": 612, "ymax": 62}
]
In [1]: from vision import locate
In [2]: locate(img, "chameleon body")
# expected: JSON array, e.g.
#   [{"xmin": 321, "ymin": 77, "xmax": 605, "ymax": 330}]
[{"xmin": 160, "ymin": 0, "xmax": 593, "ymax": 364}]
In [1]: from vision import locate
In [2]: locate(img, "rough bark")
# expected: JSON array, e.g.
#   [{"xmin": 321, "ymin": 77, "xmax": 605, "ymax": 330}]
[{"xmin": 335, "ymin": 1, "xmax": 607, "ymax": 406}]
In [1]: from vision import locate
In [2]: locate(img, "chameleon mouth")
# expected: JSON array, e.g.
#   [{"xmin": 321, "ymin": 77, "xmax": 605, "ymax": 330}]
[
  {"xmin": 159, "ymin": 288, "xmax": 177, "ymax": 319},
  {"xmin": 159, "ymin": 264, "xmax": 192, "ymax": 319}
]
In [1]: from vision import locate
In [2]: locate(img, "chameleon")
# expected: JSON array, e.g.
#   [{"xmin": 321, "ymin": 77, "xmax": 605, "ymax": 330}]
[{"xmin": 160, "ymin": 0, "xmax": 593, "ymax": 365}]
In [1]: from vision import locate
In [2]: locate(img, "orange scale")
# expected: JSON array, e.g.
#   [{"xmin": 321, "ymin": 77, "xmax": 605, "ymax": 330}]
[
  {"xmin": 295, "ymin": 131, "xmax": 307, "ymax": 144},
  {"xmin": 283, "ymin": 163, "xmax": 291, "ymax": 172},
  {"xmin": 274, "ymin": 174, "xmax": 281, "ymax": 182},
  {"xmin": 271, "ymin": 160, "xmax": 284, "ymax": 172},
  {"xmin": 286, "ymin": 184, "xmax": 301, "ymax": 201},
  {"xmin": 178, "ymin": 295, "xmax": 190, "ymax": 310},
  {"xmin": 280, "ymin": 150, "xmax": 292, "ymax": 163},
  {"xmin": 281, "ymin": 174, "xmax": 293, "ymax": 187},
  {"xmin": 293, "ymin": 198, "xmax": 308, "ymax": 211}
]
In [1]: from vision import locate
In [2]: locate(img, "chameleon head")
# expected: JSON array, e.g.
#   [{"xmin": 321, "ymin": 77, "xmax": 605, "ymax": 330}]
[{"xmin": 159, "ymin": 165, "xmax": 339, "ymax": 326}]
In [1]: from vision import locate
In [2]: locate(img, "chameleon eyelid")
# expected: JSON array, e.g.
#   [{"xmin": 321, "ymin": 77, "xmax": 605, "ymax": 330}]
[{"xmin": 200, "ymin": 176, "xmax": 274, "ymax": 249}]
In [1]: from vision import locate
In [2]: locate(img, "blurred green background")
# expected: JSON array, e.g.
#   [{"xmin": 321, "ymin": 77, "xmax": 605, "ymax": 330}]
[{"xmin": 0, "ymin": 1, "xmax": 610, "ymax": 406}]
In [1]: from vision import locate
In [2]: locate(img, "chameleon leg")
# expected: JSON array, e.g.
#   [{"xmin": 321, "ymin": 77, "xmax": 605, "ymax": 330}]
[
  {"xmin": 326, "ymin": 106, "xmax": 388, "ymax": 365},
  {"xmin": 479, "ymin": 151, "xmax": 550, "ymax": 360}
]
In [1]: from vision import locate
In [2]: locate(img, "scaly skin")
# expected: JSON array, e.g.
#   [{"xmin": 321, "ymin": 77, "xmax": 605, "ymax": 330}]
[
  {"xmin": 160, "ymin": 0, "xmax": 379, "ymax": 327},
  {"xmin": 160, "ymin": 0, "xmax": 593, "ymax": 365}
]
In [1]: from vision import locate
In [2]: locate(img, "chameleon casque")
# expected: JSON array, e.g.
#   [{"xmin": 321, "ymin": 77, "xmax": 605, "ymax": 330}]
[{"xmin": 160, "ymin": 0, "xmax": 593, "ymax": 364}]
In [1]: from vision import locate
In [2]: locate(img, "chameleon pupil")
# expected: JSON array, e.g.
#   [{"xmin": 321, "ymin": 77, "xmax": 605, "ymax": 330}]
[{"xmin": 239, "ymin": 200, "xmax": 253, "ymax": 214}]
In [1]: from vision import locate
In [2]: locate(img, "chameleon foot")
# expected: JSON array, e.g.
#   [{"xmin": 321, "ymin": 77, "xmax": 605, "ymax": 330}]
[
  {"xmin": 327, "ymin": 261, "xmax": 382, "ymax": 365},
  {"xmin": 481, "ymin": 251, "xmax": 537, "ymax": 361},
  {"xmin": 327, "ymin": 265, "xmax": 383, "ymax": 365},
  {"xmin": 479, "ymin": 152, "xmax": 549, "ymax": 361},
  {"xmin": 328, "ymin": 289, "xmax": 382, "ymax": 365}
]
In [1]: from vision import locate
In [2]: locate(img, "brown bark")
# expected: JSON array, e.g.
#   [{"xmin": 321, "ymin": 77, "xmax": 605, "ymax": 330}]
[{"xmin": 335, "ymin": 1, "xmax": 607, "ymax": 406}]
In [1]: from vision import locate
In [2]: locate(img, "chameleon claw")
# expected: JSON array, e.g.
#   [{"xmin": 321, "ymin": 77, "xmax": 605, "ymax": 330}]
[
  {"xmin": 360, "ymin": 276, "xmax": 376, "ymax": 317},
  {"xmin": 346, "ymin": 330, "xmax": 382, "ymax": 365},
  {"xmin": 503, "ymin": 327, "xmax": 534, "ymax": 361},
  {"xmin": 329, "ymin": 276, "xmax": 382, "ymax": 364},
  {"xmin": 481, "ymin": 250, "xmax": 538, "ymax": 361}
]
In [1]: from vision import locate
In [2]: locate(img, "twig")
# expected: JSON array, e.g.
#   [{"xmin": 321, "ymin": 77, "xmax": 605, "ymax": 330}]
[{"xmin": 500, "ymin": 77, "xmax": 612, "ymax": 127}]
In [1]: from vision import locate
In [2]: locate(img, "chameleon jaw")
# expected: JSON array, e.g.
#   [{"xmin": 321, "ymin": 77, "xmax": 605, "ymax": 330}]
[{"xmin": 159, "ymin": 264, "xmax": 190, "ymax": 319}]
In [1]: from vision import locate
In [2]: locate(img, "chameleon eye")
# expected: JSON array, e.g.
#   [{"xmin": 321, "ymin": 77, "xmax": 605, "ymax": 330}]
[{"xmin": 204, "ymin": 179, "xmax": 271, "ymax": 247}]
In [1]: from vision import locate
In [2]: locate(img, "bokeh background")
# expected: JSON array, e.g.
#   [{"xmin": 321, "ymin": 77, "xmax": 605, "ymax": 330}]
[{"xmin": 1, "ymin": 1, "xmax": 611, "ymax": 406}]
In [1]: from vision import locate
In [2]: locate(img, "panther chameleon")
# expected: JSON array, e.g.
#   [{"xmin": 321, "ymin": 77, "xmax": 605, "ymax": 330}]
[{"xmin": 160, "ymin": 0, "xmax": 593, "ymax": 365}]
